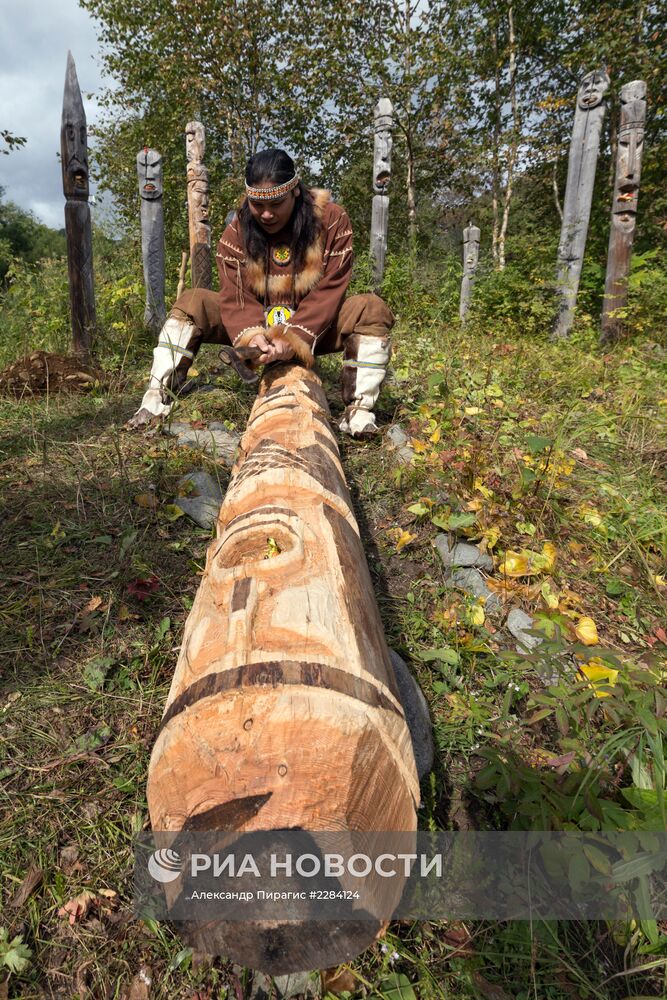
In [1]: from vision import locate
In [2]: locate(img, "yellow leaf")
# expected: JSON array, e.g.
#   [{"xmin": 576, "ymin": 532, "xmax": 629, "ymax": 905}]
[
  {"xmin": 481, "ymin": 525, "xmax": 502, "ymax": 549},
  {"xmin": 83, "ymin": 595, "xmax": 103, "ymax": 614},
  {"xmin": 430, "ymin": 427, "xmax": 441, "ymax": 444},
  {"xmin": 491, "ymin": 398, "xmax": 505, "ymax": 408},
  {"xmin": 579, "ymin": 658, "xmax": 618, "ymax": 698},
  {"xmin": 134, "ymin": 493, "xmax": 157, "ymax": 510},
  {"xmin": 473, "ymin": 478, "xmax": 493, "ymax": 499},
  {"xmin": 540, "ymin": 542, "xmax": 558, "ymax": 572},
  {"xmin": 265, "ymin": 537, "xmax": 282, "ymax": 558},
  {"xmin": 653, "ymin": 574, "xmax": 666, "ymax": 588},
  {"xmin": 469, "ymin": 604, "xmax": 485, "ymax": 626},
  {"xmin": 395, "ymin": 529, "xmax": 416, "ymax": 552},
  {"xmin": 411, "ymin": 439, "xmax": 428, "ymax": 454},
  {"xmin": 499, "ymin": 542, "xmax": 557, "ymax": 577},
  {"xmin": 575, "ymin": 617, "xmax": 599, "ymax": 645},
  {"xmin": 580, "ymin": 506, "xmax": 603, "ymax": 527},
  {"xmin": 465, "ymin": 406, "xmax": 482, "ymax": 415},
  {"xmin": 189, "ymin": 367, "xmax": 199, "ymax": 377}
]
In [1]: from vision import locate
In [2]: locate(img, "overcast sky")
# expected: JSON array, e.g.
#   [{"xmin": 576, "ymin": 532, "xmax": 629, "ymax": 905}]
[{"xmin": 0, "ymin": 0, "xmax": 107, "ymax": 228}]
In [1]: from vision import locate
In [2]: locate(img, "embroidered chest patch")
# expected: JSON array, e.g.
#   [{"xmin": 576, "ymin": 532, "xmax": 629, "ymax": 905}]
[
  {"xmin": 265, "ymin": 304, "xmax": 293, "ymax": 327},
  {"xmin": 272, "ymin": 245, "xmax": 291, "ymax": 267}
]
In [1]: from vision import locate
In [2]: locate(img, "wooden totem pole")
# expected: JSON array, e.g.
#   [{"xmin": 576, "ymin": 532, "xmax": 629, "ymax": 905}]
[
  {"xmin": 369, "ymin": 98, "xmax": 394, "ymax": 288},
  {"xmin": 61, "ymin": 51, "xmax": 96, "ymax": 361},
  {"xmin": 137, "ymin": 147, "xmax": 166, "ymax": 334},
  {"xmin": 553, "ymin": 69, "xmax": 610, "ymax": 339},
  {"xmin": 148, "ymin": 363, "xmax": 419, "ymax": 972},
  {"xmin": 459, "ymin": 223, "xmax": 480, "ymax": 322},
  {"xmin": 600, "ymin": 81, "xmax": 647, "ymax": 344},
  {"xmin": 185, "ymin": 121, "xmax": 212, "ymax": 289}
]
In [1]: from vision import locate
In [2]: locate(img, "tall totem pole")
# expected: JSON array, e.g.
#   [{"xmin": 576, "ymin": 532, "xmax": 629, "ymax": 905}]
[
  {"xmin": 137, "ymin": 148, "xmax": 166, "ymax": 335},
  {"xmin": 185, "ymin": 121, "xmax": 212, "ymax": 290},
  {"xmin": 61, "ymin": 51, "xmax": 96, "ymax": 361},
  {"xmin": 459, "ymin": 223, "xmax": 481, "ymax": 322},
  {"xmin": 600, "ymin": 81, "xmax": 647, "ymax": 345},
  {"xmin": 553, "ymin": 69, "xmax": 610, "ymax": 340},
  {"xmin": 369, "ymin": 98, "xmax": 393, "ymax": 288}
]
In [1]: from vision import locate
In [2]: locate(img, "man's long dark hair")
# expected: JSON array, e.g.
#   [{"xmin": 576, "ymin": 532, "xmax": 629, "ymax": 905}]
[{"xmin": 238, "ymin": 149, "xmax": 322, "ymax": 290}]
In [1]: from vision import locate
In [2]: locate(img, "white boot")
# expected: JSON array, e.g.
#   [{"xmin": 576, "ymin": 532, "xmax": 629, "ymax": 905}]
[
  {"xmin": 127, "ymin": 317, "xmax": 197, "ymax": 427},
  {"xmin": 339, "ymin": 335, "xmax": 391, "ymax": 437}
]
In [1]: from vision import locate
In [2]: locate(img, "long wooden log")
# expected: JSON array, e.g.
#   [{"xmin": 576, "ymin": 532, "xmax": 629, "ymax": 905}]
[
  {"xmin": 147, "ymin": 363, "xmax": 419, "ymax": 972},
  {"xmin": 600, "ymin": 80, "xmax": 647, "ymax": 345},
  {"xmin": 553, "ymin": 69, "xmax": 609, "ymax": 340},
  {"xmin": 459, "ymin": 223, "xmax": 480, "ymax": 322},
  {"xmin": 61, "ymin": 51, "xmax": 96, "ymax": 360},
  {"xmin": 185, "ymin": 121, "xmax": 212, "ymax": 290},
  {"xmin": 370, "ymin": 98, "xmax": 393, "ymax": 288},
  {"xmin": 137, "ymin": 147, "xmax": 166, "ymax": 334}
]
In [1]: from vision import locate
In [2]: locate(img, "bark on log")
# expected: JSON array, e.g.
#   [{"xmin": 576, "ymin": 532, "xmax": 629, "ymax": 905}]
[
  {"xmin": 61, "ymin": 51, "xmax": 96, "ymax": 360},
  {"xmin": 553, "ymin": 69, "xmax": 609, "ymax": 340},
  {"xmin": 147, "ymin": 363, "xmax": 419, "ymax": 973},
  {"xmin": 600, "ymin": 81, "xmax": 647, "ymax": 345},
  {"xmin": 137, "ymin": 147, "xmax": 166, "ymax": 334},
  {"xmin": 370, "ymin": 99, "xmax": 393, "ymax": 288},
  {"xmin": 459, "ymin": 223, "xmax": 480, "ymax": 322},
  {"xmin": 186, "ymin": 121, "xmax": 212, "ymax": 290}
]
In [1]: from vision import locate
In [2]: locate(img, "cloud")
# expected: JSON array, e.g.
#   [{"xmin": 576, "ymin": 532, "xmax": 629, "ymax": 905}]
[{"xmin": 0, "ymin": 0, "xmax": 106, "ymax": 227}]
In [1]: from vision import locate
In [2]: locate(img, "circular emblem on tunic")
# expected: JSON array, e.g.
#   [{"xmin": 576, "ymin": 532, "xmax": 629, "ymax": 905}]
[
  {"xmin": 272, "ymin": 245, "xmax": 291, "ymax": 266},
  {"xmin": 265, "ymin": 304, "xmax": 293, "ymax": 327}
]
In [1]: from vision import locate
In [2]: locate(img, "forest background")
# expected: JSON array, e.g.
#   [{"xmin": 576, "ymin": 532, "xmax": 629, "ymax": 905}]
[{"xmin": 1, "ymin": 1, "xmax": 667, "ymax": 998}]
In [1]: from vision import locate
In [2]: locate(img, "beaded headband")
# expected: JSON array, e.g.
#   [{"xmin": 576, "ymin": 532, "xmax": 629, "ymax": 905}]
[{"xmin": 245, "ymin": 174, "xmax": 300, "ymax": 202}]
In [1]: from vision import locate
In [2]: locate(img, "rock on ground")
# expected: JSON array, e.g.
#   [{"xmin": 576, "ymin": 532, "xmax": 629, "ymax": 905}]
[
  {"xmin": 385, "ymin": 424, "xmax": 415, "ymax": 464},
  {"xmin": 164, "ymin": 421, "xmax": 240, "ymax": 463},
  {"xmin": 448, "ymin": 567, "xmax": 501, "ymax": 613},
  {"xmin": 435, "ymin": 534, "xmax": 494, "ymax": 571},
  {"xmin": 506, "ymin": 608, "xmax": 542, "ymax": 652}
]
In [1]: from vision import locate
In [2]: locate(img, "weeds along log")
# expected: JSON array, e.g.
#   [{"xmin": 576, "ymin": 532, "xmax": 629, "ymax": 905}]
[
  {"xmin": 600, "ymin": 81, "xmax": 647, "ymax": 345},
  {"xmin": 553, "ymin": 69, "xmax": 609, "ymax": 340},
  {"xmin": 61, "ymin": 51, "xmax": 96, "ymax": 361},
  {"xmin": 147, "ymin": 362, "xmax": 419, "ymax": 972},
  {"xmin": 370, "ymin": 98, "xmax": 393, "ymax": 288},
  {"xmin": 185, "ymin": 121, "xmax": 212, "ymax": 290},
  {"xmin": 137, "ymin": 147, "xmax": 167, "ymax": 335},
  {"xmin": 459, "ymin": 223, "xmax": 480, "ymax": 323}
]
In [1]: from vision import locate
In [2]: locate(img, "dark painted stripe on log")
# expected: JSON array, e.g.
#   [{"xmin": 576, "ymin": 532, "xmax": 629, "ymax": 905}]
[
  {"xmin": 224, "ymin": 506, "xmax": 296, "ymax": 532},
  {"xmin": 231, "ymin": 577, "xmax": 252, "ymax": 612},
  {"xmin": 181, "ymin": 792, "xmax": 272, "ymax": 832},
  {"xmin": 158, "ymin": 660, "xmax": 402, "ymax": 734},
  {"xmin": 322, "ymin": 505, "xmax": 402, "ymax": 703}
]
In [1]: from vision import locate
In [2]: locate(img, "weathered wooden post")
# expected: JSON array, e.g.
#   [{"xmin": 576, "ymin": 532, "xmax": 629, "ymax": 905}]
[
  {"xmin": 137, "ymin": 147, "xmax": 166, "ymax": 335},
  {"xmin": 459, "ymin": 223, "xmax": 480, "ymax": 322},
  {"xmin": 185, "ymin": 121, "xmax": 212, "ymax": 290},
  {"xmin": 600, "ymin": 81, "xmax": 647, "ymax": 345},
  {"xmin": 147, "ymin": 362, "xmax": 419, "ymax": 972},
  {"xmin": 553, "ymin": 69, "xmax": 610, "ymax": 340},
  {"xmin": 369, "ymin": 98, "xmax": 393, "ymax": 288},
  {"xmin": 61, "ymin": 51, "xmax": 96, "ymax": 361}
]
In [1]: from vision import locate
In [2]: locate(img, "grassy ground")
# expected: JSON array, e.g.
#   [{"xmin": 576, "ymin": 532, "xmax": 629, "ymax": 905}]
[{"xmin": 0, "ymin": 316, "xmax": 666, "ymax": 998}]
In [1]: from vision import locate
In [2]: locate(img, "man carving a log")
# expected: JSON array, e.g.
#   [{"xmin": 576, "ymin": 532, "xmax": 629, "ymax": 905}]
[{"xmin": 128, "ymin": 148, "xmax": 394, "ymax": 437}]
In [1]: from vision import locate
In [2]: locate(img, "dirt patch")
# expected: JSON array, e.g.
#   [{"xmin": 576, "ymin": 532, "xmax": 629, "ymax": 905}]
[{"xmin": 0, "ymin": 351, "xmax": 105, "ymax": 397}]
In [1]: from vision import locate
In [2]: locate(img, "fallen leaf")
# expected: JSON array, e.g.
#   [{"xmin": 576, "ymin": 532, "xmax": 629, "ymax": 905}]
[
  {"xmin": 134, "ymin": 493, "xmax": 158, "ymax": 510},
  {"xmin": 321, "ymin": 966, "xmax": 357, "ymax": 995},
  {"xmin": 395, "ymin": 529, "xmax": 416, "ymax": 552},
  {"xmin": 83, "ymin": 595, "xmax": 103, "ymax": 614},
  {"xmin": 499, "ymin": 542, "xmax": 557, "ymax": 577},
  {"xmin": 579, "ymin": 658, "xmax": 618, "ymax": 698},
  {"xmin": 575, "ymin": 617, "xmax": 599, "ymax": 645},
  {"xmin": 125, "ymin": 966, "xmax": 152, "ymax": 1000},
  {"xmin": 9, "ymin": 866, "xmax": 43, "ymax": 909},
  {"xmin": 464, "ymin": 406, "xmax": 482, "ymax": 415},
  {"xmin": 126, "ymin": 576, "xmax": 160, "ymax": 601},
  {"xmin": 58, "ymin": 890, "xmax": 97, "ymax": 925}
]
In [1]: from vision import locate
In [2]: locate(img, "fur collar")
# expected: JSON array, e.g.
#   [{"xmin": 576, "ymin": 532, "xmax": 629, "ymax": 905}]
[{"xmin": 244, "ymin": 188, "xmax": 330, "ymax": 304}]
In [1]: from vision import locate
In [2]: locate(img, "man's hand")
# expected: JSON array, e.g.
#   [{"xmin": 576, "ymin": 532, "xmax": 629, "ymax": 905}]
[{"xmin": 248, "ymin": 330, "xmax": 295, "ymax": 364}]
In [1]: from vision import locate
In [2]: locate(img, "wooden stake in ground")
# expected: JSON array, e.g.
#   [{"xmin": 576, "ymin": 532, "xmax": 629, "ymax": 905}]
[
  {"xmin": 137, "ymin": 147, "xmax": 166, "ymax": 335},
  {"xmin": 61, "ymin": 51, "xmax": 96, "ymax": 361},
  {"xmin": 459, "ymin": 223, "xmax": 480, "ymax": 322},
  {"xmin": 185, "ymin": 121, "xmax": 212, "ymax": 289},
  {"xmin": 600, "ymin": 80, "xmax": 647, "ymax": 345},
  {"xmin": 147, "ymin": 363, "xmax": 419, "ymax": 973},
  {"xmin": 370, "ymin": 98, "xmax": 393, "ymax": 288},
  {"xmin": 553, "ymin": 69, "xmax": 610, "ymax": 340}
]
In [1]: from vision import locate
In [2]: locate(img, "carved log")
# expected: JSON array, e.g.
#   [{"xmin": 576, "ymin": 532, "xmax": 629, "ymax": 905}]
[
  {"xmin": 600, "ymin": 81, "xmax": 647, "ymax": 345},
  {"xmin": 553, "ymin": 69, "xmax": 610, "ymax": 340},
  {"xmin": 137, "ymin": 147, "xmax": 166, "ymax": 334},
  {"xmin": 459, "ymin": 223, "xmax": 480, "ymax": 322},
  {"xmin": 370, "ymin": 98, "xmax": 393, "ymax": 287},
  {"xmin": 186, "ymin": 121, "xmax": 212, "ymax": 290},
  {"xmin": 61, "ymin": 51, "xmax": 96, "ymax": 360},
  {"xmin": 147, "ymin": 363, "xmax": 419, "ymax": 973}
]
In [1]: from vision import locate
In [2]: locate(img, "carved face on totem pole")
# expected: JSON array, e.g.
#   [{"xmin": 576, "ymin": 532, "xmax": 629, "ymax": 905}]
[
  {"xmin": 578, "ymin": 69, "xmax": 610, "ymax": 110},
  {"xmin": 137, "ymin": 148, "xmax": 163, "ymax": 200},
  {"xmin": 373, "ymin": 99, "xmax": 393, "ymax": 195},
  {"xmin": 463, "ymin": 225, "xmax": 480, "ymax": 273},
  {"xmin": 61, "ymin": 53, "xmax": 89, "ymax": 200},
  {"xmin": 187, "ymin": 161, "xmax": 210, "ymax": 219},
  {"xmin": 185, "ymin": 121, "xmax": 206, "ymax": 162},
  {"xmin": 612, "ymin": 80, "xmax": 646, "ymax": 228}
]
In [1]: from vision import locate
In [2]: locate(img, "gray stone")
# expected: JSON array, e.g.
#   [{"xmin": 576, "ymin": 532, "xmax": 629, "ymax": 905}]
[
  {"xmin": 249, "ymin": 970, "xmax": 320, "ymax": 1000},
  {"xmin": 435, "ymin": 534, "xmax": 493, "ymax": 571},
  {"xmin": 164, "ymin": 421, "xmax": 240, "ymax": 463},
  {"xmin": 389, "ymin": 649, "xmax": 434, "ymax": 779},
  {"xmin": 449, "ymin": 567, "xmax": 501, "ymax": 613},
  {"xmin": 506, "ymin": 608, "xmax": 543, "ymax": 652},
  {"xmin": 386, "ymin": 423, "xmax": 415, "ymax": 464},
  {"xmin": 173, "ymin": 496, "xmax": 221, "ymax": 530},
  {"xmin": 177, "ymin": 470, "xmax": 223, "ymax": 501}
]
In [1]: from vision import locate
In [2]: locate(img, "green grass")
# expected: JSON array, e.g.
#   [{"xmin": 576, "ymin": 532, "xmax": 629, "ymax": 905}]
[{"xmin": 0, "ymin": 306, "xmax": 666, "ymax": 997}]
